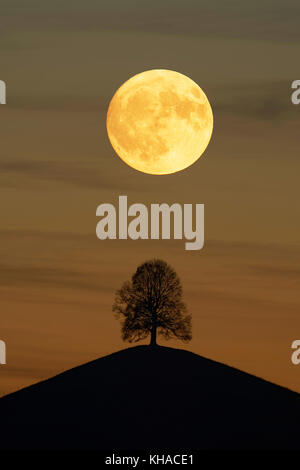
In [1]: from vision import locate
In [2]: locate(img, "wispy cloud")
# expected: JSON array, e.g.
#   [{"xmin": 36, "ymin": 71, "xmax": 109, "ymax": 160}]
[
  {"xmin": 2, "ymin": 1, "xmax": 300, "ymax": 42},
  {"xmin": 0, "ymin": 261, "xmax": 113, "ymax": 292},
  {"xmin": 214, "ymin": 80, "xmax": 297, "ymax": 120},
  {"xmin": 0, "ymin": 159, "xmax": 132, "ymax": 190}
]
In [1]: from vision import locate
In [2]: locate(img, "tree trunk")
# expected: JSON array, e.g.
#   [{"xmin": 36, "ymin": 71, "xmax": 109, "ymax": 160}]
[{"xmin": 150, "ymin": 311, "xmax": 157, "ymax": 346}]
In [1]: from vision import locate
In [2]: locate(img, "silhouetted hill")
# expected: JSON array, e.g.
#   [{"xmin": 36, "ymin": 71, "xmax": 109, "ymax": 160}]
[{"xmin": 0, "ymin": 346, "xmax": 299, "ymax": 450}]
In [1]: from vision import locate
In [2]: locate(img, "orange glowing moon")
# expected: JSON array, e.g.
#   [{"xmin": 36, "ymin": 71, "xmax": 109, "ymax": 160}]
[{"xmin": 106, "ymin": 69, "xmax": 213, "ymax": 175}]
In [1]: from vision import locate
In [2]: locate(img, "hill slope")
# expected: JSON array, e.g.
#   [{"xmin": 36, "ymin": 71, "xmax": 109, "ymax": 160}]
[{"xmin": 0, "ymin": 346, "xmax": 299, "ymax": 450}]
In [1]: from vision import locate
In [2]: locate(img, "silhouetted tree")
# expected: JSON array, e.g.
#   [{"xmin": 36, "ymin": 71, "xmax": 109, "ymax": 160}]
[{"xmin": 113, "ymin": 259, "xmax": 191, "ymax": 346}]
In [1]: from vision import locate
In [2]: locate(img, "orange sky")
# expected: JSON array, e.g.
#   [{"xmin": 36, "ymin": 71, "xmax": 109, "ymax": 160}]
[{"xmin": 1, "ymin": 1, "xmax": 300, "ymax": 396}]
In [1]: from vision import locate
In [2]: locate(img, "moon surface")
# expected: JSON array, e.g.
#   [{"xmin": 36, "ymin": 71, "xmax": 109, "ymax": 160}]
[{"xmin": 106, "ymin": 69, "xmax": 213, "ymax": 175}]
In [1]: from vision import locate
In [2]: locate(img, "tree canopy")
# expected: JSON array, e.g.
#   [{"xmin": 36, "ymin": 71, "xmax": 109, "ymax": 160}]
[{"xmin": 113, "ymin": 259, "xmax": 191, "ymax": 346}]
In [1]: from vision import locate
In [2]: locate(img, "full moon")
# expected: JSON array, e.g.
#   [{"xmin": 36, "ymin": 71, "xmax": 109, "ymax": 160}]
[{"xmin": 106, "ymin": 69, "xmax": 213, "ymax": 175}]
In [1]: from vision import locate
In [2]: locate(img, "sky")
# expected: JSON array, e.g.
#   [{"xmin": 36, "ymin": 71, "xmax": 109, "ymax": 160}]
[{"xmin": 0, "ymin": 0, "xmax": 300, "ymax": 396}]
